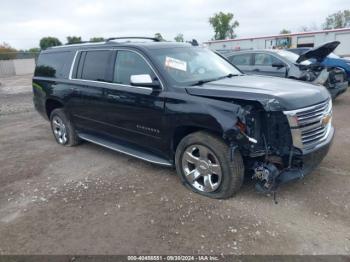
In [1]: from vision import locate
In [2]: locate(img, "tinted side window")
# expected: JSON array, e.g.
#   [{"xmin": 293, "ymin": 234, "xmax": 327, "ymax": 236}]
[
  {"xmin": 230, "ymin": 54, "xmax": 251, "ymax": 65},
  {"xmin": 80, "ymin": 50, "xmax": 111, "ymax": 81},
  {"xmin": 35, "ymin": 51, "xmax": 73, "ymax": 78},
  {"xmin": 254, "ymin": 53, "xmax": 281, "ymax": 66},
  {"xmin": 114, "ymin": 50, "xmax": 153, "ymax": 85}
]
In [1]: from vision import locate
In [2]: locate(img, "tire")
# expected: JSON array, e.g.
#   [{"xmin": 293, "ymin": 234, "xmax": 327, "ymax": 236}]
[
  {"xmin": 50, "ymin": 108, "xmax": 80, "ymax": 146},
  {"xmin": 175, "ymin": 131, "xmax": 244, "ymax": 199}
]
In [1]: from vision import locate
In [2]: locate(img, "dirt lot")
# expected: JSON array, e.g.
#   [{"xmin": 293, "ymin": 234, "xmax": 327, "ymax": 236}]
[{"xmin": 0, "ymin": 75, "xmax": 349, "ymax": 255}]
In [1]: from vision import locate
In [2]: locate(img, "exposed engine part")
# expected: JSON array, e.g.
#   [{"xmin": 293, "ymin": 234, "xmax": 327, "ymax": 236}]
[
  {"xmin": 253, "ymin": 162, "xmax": 280, "ymax": 192},
  {"xmin": 241, "ymin": 131, "xmax": 258, "ymax": 144},
  {"xmin": 313, "ymin": 68, "xmax": 329, "ymax": 85},
  {"xmin": 266, "ymin": 155, "xmax": 284, "ymax": 168}
]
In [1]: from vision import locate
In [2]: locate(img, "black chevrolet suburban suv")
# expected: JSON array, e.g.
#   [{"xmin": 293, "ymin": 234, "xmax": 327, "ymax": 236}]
[{"xmin": 33, "ymin": 37, "xmax": 334, "ymax": 198}]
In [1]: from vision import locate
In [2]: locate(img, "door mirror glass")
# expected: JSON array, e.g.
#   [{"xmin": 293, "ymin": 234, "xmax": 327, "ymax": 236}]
[{"xmin": 130, "ymin": 74, "xmax": 161, "ymax": 89}]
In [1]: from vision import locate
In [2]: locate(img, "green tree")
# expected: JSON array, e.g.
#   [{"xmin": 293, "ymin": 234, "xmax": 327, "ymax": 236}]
[
  {"xmin": 0, "ymin": 42, "xmax": 17, "ymax": 60},
  {"xmin": 154, "ymin": 33, "xmax": 164, "ymax": 41},
  {"xmin": 299, "ymin": 23, "xmax": 318, "ymax": 32},
  {"xmin": 279, "ymin": 29, "xmax": 291, "ymax": 34},
  {"xmin": 174, "ymin": 33, "xmax": 184, "ymax": 42},
  {"xmin": 28, "ymin": 47, "xmax": 40, "ymax": 53},
  {"xmin": 209, "ymin": 12, "xmax": 239, "ymax": 40},
  {"xmin": 323, "ymin": 10, "xmax": 350, "ymax": 29},
  {"xmin": 39, "ymin": 37, "xmax": 62, "ymax": 50},
  {"xmin": 66, "ymin": 36, "xmax": 82, "ymax": 44},
  {"xmin": 90, "ymin": 37, "xmax": 105, "ymax": 42},
  {"xmin": 300, "ymin": 26, "xmax": 311, "ymax": 32}
]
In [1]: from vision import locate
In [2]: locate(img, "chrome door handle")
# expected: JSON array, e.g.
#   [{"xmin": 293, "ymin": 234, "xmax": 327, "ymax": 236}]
[{"xmin": 107, "ymin": 94, "xmax": 121, "ymax": 99}]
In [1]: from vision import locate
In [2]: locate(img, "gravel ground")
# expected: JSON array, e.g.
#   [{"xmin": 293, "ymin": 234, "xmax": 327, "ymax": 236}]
[{"xmin": 0, "ymin": 75, "xmax": 349, "ymax": 255}]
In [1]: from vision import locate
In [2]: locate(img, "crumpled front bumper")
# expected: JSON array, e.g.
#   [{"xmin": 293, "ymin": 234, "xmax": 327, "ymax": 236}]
[{"xmin": 277, "ymin": 126, "xmax": 334, "ymax": 185}]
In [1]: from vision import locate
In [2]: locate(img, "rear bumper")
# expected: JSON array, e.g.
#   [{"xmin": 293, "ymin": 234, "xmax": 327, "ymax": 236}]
[{"xmin": 277, "ymin": 126, "xmax": 334, "ymax": 184}]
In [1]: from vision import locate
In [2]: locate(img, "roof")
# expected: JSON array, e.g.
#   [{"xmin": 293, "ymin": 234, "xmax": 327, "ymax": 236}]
[
  {"xmin": 44, "ymin": 41, "xmax": 191, "ymax": 53},
  {"xmin": 223, "ymin": 49, "xmax": 300, "ymax": 59},
  {"xmin": 204, "ymin": 27, "xmax": 350, "ymax": 44}
]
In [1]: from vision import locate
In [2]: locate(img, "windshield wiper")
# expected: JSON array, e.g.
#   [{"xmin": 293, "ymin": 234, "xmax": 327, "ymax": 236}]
[
  {"xmin": 191, "ymin": 73, "xmax": 240, "ymax": 86},
  {"xmin": 191, "ymin": 78, "xmax": 219, "ymax": 86},
  {"xmin": 226, "ymin": 73, "xmax": 239, "ymax": 78}
]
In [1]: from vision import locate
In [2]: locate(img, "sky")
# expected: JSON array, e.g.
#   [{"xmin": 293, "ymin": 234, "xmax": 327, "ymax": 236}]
[{"xmin": 1, "ymin": 0, "xmax": 349, "ymax": 49}]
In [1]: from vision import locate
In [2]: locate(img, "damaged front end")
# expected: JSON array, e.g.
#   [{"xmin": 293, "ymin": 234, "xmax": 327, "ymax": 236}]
[
  {"xmin": 295, "ymin": 41, "xmax": 348, "ymax": 99},
  {"xmin": 297, "ymin": 63, "xmax": 348, "ymax": 99},
  {"xmin": 229, "ymin": 98, "xmax": 334, "ymax": 194}
]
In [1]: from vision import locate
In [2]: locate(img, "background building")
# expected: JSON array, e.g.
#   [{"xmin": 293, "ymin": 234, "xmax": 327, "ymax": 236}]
[{"xmin": 205, "ymin": 28, "xmax": 350, "ymax": 57}]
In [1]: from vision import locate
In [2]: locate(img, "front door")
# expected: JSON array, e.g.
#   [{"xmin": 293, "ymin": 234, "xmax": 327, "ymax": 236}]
[
  {"xmin": 99, "ymin": 49, "xmax": 167, "ymax": 154},
  {"xmin": 252, "ymin": 53, "xmax": 287, "ymax": 78},
  {"xmin": 228, "ymin": 53, "xmax": 253, "ymax": 74}
]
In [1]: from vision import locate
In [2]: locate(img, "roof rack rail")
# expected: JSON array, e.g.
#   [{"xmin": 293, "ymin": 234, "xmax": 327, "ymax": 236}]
[
  {"xmin": 65, "ymin": 41, "xmax": 89, "ymax": 45},
  {"xmin": 106, "ymin": 37, "xmax": 160, "ymax": 42}
]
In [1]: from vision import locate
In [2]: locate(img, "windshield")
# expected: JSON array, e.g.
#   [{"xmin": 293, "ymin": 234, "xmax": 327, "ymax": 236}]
[
  {"xmin": 149, "ymin": 47, "xmax": 241, "ymax": 85},
  {"xmin": 277, "ymin": 50, "xmax": 311, "ymax": 65}
]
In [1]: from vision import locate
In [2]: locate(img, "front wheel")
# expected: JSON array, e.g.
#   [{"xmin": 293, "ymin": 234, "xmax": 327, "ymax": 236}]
[{"xmin": 175, "ymin": 131, "xmax": 244, "ymax": 199}]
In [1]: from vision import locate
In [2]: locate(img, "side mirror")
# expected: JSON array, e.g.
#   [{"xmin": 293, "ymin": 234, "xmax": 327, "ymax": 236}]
[
  {"xmin": 130, "ymin": 74, "xmax": 161, "ymax": 89},
  {"xmin": 272, "ymin": 62, "xmax": 286, "ymax": 69}
]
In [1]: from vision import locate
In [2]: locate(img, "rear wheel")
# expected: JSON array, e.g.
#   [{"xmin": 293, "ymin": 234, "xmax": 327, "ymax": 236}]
[
  {"xmin": 175, "ymin": 131, "xmax": 244, "ymax": 199},
  {"xmin": 50, "ymin": 108, "xmax": 80, "ymax": 146}
]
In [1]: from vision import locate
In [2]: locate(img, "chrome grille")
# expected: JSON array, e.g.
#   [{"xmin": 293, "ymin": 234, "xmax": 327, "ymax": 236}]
[{"xmin": 284, "ymin": 99, "xmax": 332, "ymax": 151}]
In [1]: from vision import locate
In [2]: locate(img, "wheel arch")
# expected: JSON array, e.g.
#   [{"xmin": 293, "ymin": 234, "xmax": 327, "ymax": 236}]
[
  {"xmin": 45, "ymin": 98, "xmax": 64, "ymax": 118},
  {"xmin": 171, "ymin": 125, "xmax": 223, "ymax": 154}
]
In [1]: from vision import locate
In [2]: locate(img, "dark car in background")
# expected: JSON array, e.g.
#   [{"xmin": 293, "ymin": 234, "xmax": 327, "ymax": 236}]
[
  {"xmin": 225, "ymin": 42, "xmax": 348, "ymax": 99},
  {"xmin": 288, "ymin": 46, "xmax": 350, "ymax": 80}
]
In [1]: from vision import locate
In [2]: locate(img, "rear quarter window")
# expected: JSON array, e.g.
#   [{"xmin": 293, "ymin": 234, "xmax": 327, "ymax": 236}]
[{"xmin": 35, "ymin": 51, "xmax": 74, "ymax": 78}]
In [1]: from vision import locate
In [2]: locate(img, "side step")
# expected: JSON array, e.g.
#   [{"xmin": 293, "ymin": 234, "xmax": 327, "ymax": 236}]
[{"xmin": 78, "ymin": 133, "xmax": 173, "ymax": 167}]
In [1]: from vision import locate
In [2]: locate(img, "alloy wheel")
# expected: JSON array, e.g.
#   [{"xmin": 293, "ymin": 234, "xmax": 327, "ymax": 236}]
[
  {"xmin": 52, "ymin": 115, "xmax": 68, "ymax": 144},
  {"xmin": 181, "ymin": 144, "xmax": 222, "ymax": 192}
]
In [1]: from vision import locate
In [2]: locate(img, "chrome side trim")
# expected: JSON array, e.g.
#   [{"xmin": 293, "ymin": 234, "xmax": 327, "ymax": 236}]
[
  {"xmin": 78, "ymin": 134, "xmax": 173, "ymax": 167},
  {"xmin": 68, "ymin": 78, "xmax": 154, "ymax": 91},
  {"xmin": 68, "ymin": 51, "xmax": 79, "ymax": 79}
]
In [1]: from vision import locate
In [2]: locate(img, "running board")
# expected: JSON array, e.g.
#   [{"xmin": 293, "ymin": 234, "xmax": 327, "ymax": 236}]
[{"xmin": 78, "ymin": 133, "xmax": 173, "ymax": 167}]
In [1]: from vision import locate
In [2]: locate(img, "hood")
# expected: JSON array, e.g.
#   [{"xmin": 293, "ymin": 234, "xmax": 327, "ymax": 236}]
[
  {"xmin": 185, "ymin": 75, "xmax": 330, "ymax": 111},
  {"xmin": 296, "ymin": 41, "xmax": 340, "ymax": 63}
]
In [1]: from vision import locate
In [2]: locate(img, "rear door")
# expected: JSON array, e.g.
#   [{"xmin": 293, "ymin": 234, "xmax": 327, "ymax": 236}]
[
  {"xmin": 227, "ymin": 53, "xmax": 253, "ymax": 74},
  {"xmin": 66, "ymin": 49, "xmax": 115, "ymax": 133},
  {"xmin": 252, "ymin": 53, "xmax": 287, "ymax": 78}
]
